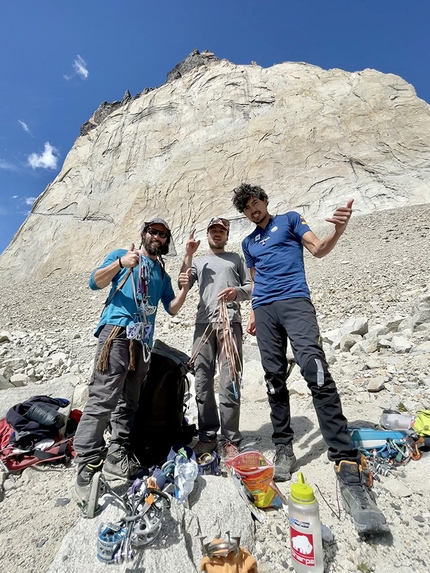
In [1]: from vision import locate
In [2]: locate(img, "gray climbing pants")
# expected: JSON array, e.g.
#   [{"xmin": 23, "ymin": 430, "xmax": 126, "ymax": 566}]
[
  {"xmin": 193, "ymin": 322, "xmax": 243, "ymax": 445},
  {"xmin": 73, "ymin": 325, "xmax": 149, "ymax": 466}
]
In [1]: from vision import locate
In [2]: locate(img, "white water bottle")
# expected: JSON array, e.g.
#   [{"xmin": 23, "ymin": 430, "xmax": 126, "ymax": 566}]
[
  {"xmin": 379, "ymin": 410, "xmax": 414, "ymax": 431},
  {"xmin": 288, "ymin": 472, "xmax": 324, "ymax": 573}
]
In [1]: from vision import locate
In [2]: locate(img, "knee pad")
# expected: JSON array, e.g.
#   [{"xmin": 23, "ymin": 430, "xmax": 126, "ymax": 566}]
[{"xmin": 302, "ymin": 356, "xmax": 333, "ymax": 389}]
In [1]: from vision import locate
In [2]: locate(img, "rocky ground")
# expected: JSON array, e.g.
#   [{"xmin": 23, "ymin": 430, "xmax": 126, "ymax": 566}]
[{"xmin": 0, "ymin": 204, "xmax": 429, "ymax": 573}]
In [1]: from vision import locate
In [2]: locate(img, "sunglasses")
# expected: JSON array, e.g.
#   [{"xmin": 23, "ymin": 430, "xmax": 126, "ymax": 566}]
[
  {"xmin": 208, "ymin": 217, "xmax": 230, "ymax": 229},
  {"xmin": 146, "ymin": 227, "xmax": 169, "ymax": 239}
]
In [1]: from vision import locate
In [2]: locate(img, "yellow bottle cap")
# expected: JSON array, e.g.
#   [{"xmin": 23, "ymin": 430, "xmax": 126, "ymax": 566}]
[{"xmin": 290, "ymin": 472, "xmax": 315, "ymax": 504}]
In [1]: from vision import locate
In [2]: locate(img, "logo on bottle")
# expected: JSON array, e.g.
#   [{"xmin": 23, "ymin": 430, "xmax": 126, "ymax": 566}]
[{"xmin": 290, "ymin": 525, "xmax": 315, "ymax": 567}]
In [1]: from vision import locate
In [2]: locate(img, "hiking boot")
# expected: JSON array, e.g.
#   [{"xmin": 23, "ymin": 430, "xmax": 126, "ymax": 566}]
[
  {"xmin": 220, "ymin": 441, "xmax": 240, "ymax": 461},
  {"xmin": 273, "ymin": 443, "xmax": 297, "ymax": 482},
  {"xmin": 193, "ymin": 438, "xmax": 217, "ymax": 457},
  {"xmin": 336, "ymin": 460, "xmax": 389, "ymax": 534},
  {"xmin": 103, "ymin": 447, "xmax": 144, "ymax": 482},
  {"xmin": 72, "ymin": 459, "xmax": 104, "ymax": 518}
]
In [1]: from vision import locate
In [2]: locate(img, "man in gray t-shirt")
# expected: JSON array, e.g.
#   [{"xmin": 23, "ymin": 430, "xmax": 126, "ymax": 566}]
[{"xmin": 181, "ymin": 217, "xmax": 251, "ymax": 460}]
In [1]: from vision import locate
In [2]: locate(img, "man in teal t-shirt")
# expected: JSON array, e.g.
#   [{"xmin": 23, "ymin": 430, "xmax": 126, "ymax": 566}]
[{"xmin": 72, "ymin": 218, "xmax": 191, "ymax": 516}]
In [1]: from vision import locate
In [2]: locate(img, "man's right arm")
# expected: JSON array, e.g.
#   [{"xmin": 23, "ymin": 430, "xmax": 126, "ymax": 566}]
[{"xmin": 91, "ymin": 245, "xmax": 139, "ymax": 290}]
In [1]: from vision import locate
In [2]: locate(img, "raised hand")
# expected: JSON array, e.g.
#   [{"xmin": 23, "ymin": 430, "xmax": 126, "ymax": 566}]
[
  {"xmin": 178, "ymin": 267, "xmax": 192, "ymax": 290},
  {"xmin": 185, "ymin": 230, "xmax": 201, "ymax": 257},
  {"xmin": 325, "ymin": 199, "xmax": 354, "ymax": 233},
  {"xmin": 121, "ymin": 243, "xmax": 140, "ymax": 268}
]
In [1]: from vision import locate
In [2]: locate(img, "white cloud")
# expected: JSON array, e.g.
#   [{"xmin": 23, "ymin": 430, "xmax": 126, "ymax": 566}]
[
  {"xmin": 27, "ymin": 142, "xmax": 59, "ymax": 170},
  {"xmin": 0, "ymin": 159, "xmax": 18, "ymax": 171},
  {"xmin": 24, "ymin": 197, "xmax": 36, "ymax": 206},
  {"xmin": 74, "ymin": 55, "xmax": 89, "ymax": 79},
  {"xmin": 18, "ymin": 120, "xmax": 32, "ymax": 135},
  {"xmin": 12, "ymin": 195, "xmax": 18, "ymax": 199},
  {"xmin": 64, "ymin": 55, "xmax": 89, "ymax": 80}
]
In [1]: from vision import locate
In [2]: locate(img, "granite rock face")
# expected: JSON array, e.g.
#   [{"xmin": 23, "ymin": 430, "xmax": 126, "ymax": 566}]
[{"xmin": 2, "ymin": 51, "xmax": 430, "ymax": 281}]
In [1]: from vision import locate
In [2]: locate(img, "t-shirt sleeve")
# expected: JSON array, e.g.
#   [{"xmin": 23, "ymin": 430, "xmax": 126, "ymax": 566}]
[
  {"xmin": 289, "ymin": 212, "xmax": 312, "ymax": 241},
  {"xmin": 161, "ymin": 274, "xmax": 176, "ymax": 314},
  {"xmin": 189, "ymin": 261, "xmax": 198, "ymax": 289},
  {"xmin": 235, "ymin": 255, "xmax": 252, "ymax": 301},
  {"xmin": 242, "ymin": 237, "xmax": 255, "ymax": 269},
  {"xmin": 88, "ymin": 249, "xmax": 124, "ymax": 290}
]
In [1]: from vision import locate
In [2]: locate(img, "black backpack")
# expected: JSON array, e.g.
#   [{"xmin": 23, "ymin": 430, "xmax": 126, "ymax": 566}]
[{"xmin": 130, "ymin": 339, "xmax": 197, "ymax": 467}]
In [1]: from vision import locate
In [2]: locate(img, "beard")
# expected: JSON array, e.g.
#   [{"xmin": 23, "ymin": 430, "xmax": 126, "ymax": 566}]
[{"xmin": 142, "ymin": 234, "xmax": 169, "ymax": 256}]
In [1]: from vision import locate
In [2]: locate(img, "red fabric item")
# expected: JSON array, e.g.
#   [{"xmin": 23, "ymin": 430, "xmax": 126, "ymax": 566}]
[{"xmin": 0, "ymin": 418, "xmax": 14, "ymax": 451}]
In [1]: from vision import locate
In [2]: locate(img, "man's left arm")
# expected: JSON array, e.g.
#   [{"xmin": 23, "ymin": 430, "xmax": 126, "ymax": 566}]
[
  {"xmin": 301, "ymin": 199, "xmax": 354, "ymax": 259},
  {"xmin": 165, "ymin": 269, "xmax": 192, "ymax": 316}
]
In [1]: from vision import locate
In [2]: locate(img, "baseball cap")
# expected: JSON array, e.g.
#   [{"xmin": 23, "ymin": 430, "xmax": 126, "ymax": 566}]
[{"xmin": 207, "ymin": 217, "xmax": 230, "ymax": 231}]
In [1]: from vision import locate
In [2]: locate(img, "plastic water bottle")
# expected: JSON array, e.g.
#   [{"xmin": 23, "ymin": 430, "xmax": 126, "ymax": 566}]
[
  {"xmin": 379, "ymin": 410, "xmax": 414, "ymax": 431},
  {"xmin": 174, "ymin": 455, "xmax": 198, "ymax": 503},
  {"xmin": 288, "ymin": 472, "xmax": 324, "ymax": 573}
]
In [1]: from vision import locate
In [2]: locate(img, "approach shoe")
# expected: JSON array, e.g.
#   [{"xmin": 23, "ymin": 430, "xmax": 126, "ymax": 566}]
[
  {"xmin": 103, "ymin": 447, "xmax": 144, "ymax": 483},
  {"xmin": 72, "ymin": 459, "xmax": 104, "ymax": 518},
  {"xmin": 220, "ymin": 440, "xmax": 240, "ymax": 461},
  {"xmin": 193, "ymin": 438, "xmax": 218, "ymax": 457},
  {"xmin": 336, "ymin": 460, "xmax": 389, "ymax": 534},
  {"xmin": 273, "ymin": 443, "xmax": 297, "ymax": 482}
]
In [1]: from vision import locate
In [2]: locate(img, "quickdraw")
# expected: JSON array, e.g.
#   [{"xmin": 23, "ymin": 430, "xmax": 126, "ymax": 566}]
[
  {"xmin": 359, "ymin": 435, "xmax": 423, "ymax": 478},
  {"xmin": 129, "ymin": 255, "xmax": 156, "ymax": 363}
]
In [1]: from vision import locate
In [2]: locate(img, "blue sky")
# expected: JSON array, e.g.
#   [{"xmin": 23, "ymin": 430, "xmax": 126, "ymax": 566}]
[{"xmin": 1, "ymin": 1, "xmax": 429, "ymax": 254}]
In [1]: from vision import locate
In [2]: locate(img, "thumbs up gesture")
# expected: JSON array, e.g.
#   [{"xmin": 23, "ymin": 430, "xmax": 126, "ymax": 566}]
[
  {"xmin": 178, "ymin": 267, "xmax": 192, "ymax": 291},
  {"xmin": 325, "ymin": 199, "xmax": 354, "ymax": 233},
  {"xmin": 121, "ymin": 243, "xmax": 140, "ymax": 268}
]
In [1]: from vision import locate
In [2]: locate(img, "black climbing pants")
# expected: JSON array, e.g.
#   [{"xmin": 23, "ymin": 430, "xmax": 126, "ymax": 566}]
[{"xmin": 254, "ymin": 298, "xmax": 358, "ymax": 464}]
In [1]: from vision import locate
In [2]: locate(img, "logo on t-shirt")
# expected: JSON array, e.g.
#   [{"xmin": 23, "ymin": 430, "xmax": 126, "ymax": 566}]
[
  {"xmin": 254, "ymin": 234, "xmax": 261, "ymax": 241},
  {"xmin": 271, "ymin": 225, "xmax": 278, "ymax": 232},
  {"xmin": 300, "ymin": 216, "xmax": 308, "ymax": 225}
]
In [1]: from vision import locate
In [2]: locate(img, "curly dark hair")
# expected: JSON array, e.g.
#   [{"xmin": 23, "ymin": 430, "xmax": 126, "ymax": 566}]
[{"xmin": 232, "ymin": 183, "xmax": 268, "ymax": 213}]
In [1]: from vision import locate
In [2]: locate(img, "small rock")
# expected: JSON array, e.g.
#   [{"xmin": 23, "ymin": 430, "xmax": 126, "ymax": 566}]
[
  {"xmin": 55, "ymin": 498, "xmax": 71, "ymax": 507},
  {"xmin": 367, "ymin": 377, "xmax": 386, "ymax": 393},
  {"xmin": 413, "ymin": 515, "xmax": 425, "ymax": 523}
]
